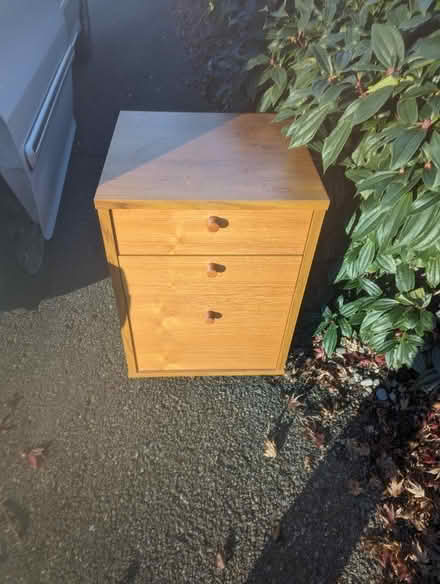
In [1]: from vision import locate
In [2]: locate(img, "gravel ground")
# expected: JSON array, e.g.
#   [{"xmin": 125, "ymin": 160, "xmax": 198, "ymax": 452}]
[{"xmin": 1, "ymin": 1, "xmax": 382, "ymax": 582}]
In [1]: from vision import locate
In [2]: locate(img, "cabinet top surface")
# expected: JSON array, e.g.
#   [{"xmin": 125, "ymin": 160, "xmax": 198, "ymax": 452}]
[{"xmin": 94, "ymin": 112, "xmax": 329, "ymax": 209}]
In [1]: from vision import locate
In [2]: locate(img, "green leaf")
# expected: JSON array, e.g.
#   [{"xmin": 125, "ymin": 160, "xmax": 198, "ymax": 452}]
[
  {"xmin": 359, "ymin": 278, "xmax": 382, "ymax": 296},
  {"xmin": 353, "ymin": 87, "xmax": 394, "ymax": 125},
  {"xmin": 247, "ymin": 55, "xmax": 270, "ymax": 70},
  {"xmin": 259, "ymin": 86, "xmax": 274, "ymax": 112},
  {"xmin": 419, "ymin": 310, "xmax": 434, "ymax": 333},
  {"xmin": 367, "ymin": 75, "xmax": 399, "ymax": 93},
  {"xmin": 320, "ymin": 84, "xmax": 350, "ymax": 106},
  {"xmin": 312, "ymin": 45, "xmax": 332, "ymax": 75},
  {"xmin": 397, "ymin": 98, "xmax": 418, "ymax": 124},
  {"xmin": 396, "ymin": 263, "xmax": 415, "ymax": 292},
  {"xmin": 411, "ymin": 190, "xmax": 440, "ymax": 213},
  {"xmin": 356, "ymin": 171, "xmax": 397, "ymax": 192},
  {"xmin": 416, "ymin": 0, "xmax": 433, "ymax": 16},
  {"xmin": 339, "ymin": 298, "xmax": 366, "ymax": 318},
  {"xmin": 423, "ymin": 167, "xmax": 440, "ymax": 190},
  {"xmin": 323, "ymin": 322, "xmax": 338, "ymax": 356},
  {"xmin": 273, "ymin": 109, "xmax": 295, "ymax": 123},
  {"xmin": 352, "ymin": 204, "xmax": 387, "ymax": 240},
  {"xmin": 371, "ymin": 298, "xmax": 399, "ymax": 311},
  {"xmin": 372, "ymin": 24, "xmax": 405, "ymax": 69},
  {"xmin": 377, "ymin": 192, "xmax": 412, "ymax": 248},
  {"xmin": 391, "ymin": 129, "xmax": 426, "ymax": 170},
  {"xmin": 376, "ymin": 254, "xmax": 397, "ymax": 273},
  {"xmin": 411, "ymin": 36, "xmax": 440, "ymax": 61},
  {"xmin": 426, "ymin": 256, "xmax": 440, "ymax": 287},
  {"xmin": 288, "ymin": 105, "xmax": 331, "ymax": 148},
  {"xmin": 322, "ymin": 118, "xmax": 352, "ymax": 172},
  {"xmin": 357, "ymin": 239, "xmax": 376, "ymax": 274},
  {"xmin": 398, "ymin": 207, "xmax": 435, "ymax": 247},
  {"xmin": 338, "ymin": 317, "xmax": 352, "ymax": 338},
  {"xmin": 430, "ymin": 131, "xmax": 440, "ymax": 171},
  {"xmin": 271, "ymin": 67, "xmax": 288, "ymax": 90}
]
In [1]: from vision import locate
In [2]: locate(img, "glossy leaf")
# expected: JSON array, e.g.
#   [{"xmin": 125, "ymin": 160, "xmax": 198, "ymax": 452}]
[
  {"xmin": 426, "ymin": 256, "xmax": 440, "ymax": 287},
  {"xmin": 411, "ymin": 36, "xmax": 440, "ymax": 61},
  {"xmin": 323, "ymin": 322, "xmax": 338, "ymax": 356},
  {"xmin": 359, "ymin": 278, "xmax": 382, "ymax": 296},
  {"xmin": 371, "ymin": 24, "xmax": 405, "ymax": 69},
  {"xmin": 322, "ymin": 118, "xmax": 353, "ymax": 172},
  {"xmin": 391, "ymin": 129, "xmax": 426, "ymax": 169},
  {"xmin": 352, "ymin": 87, "xmax": 394, "ymax": 125},
  {"xmin": 288, "ymin": 105, "xmax": 330, "ymax": 148},
  {"xmin": 396, "ymin": 263, "xmax": 415, "ymax": 292},
  {"xmin": 397, "ymin": 98, "xmax": 418, "ymax": 124},
  {"xmin": 247, "ymin": 55, "xmax": 270, "ymax": 70},
  {"xmin": 431, "ymin": 131, "xmax": 440, "ymax": 170},
  {"xmin": 271, "ymin": 67, "xmax": 288, "ymax": 90}
]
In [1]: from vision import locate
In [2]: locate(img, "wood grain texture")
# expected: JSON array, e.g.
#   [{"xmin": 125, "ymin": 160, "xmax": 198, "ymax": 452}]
[
  {"xmin": 96, "ymin": 209, "xmax": 138, "ymax": 376},
  {"xmin": 119, "ymin": 255, "xmax": 300, "ymax": 372},
  {"xmin": 277, "ymin": 210, "xmax": 326, "ymax": 369},
  {"xmin": 113, "ymin": 208, "xmax": 312, "ymax": 256},
  {"xmin": 94, "ymin": 112, "xmax": 329, "ymax": 209}
]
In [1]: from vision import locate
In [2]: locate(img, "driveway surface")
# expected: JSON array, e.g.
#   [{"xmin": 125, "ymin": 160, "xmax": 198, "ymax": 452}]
[{"xmin": 0, "ymin": 2, "xmax": 379, "ymax": 583}]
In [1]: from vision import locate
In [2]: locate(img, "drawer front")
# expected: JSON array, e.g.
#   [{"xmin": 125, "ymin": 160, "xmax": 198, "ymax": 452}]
[
  {"xmin": 113, "ymin": 209, "xmax": 312, "ymax": 256},
  {"xmin": 119, "ymin": 255, "xmax": 300, "ymax": 372}
]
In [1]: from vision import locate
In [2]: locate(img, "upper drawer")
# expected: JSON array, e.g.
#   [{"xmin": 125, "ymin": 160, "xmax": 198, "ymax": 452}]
[{"xmin": 112, "ymin": 208, "xmax": 312, "ymax": 255}]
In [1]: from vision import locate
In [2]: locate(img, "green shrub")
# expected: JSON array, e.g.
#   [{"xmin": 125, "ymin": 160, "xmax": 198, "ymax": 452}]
[{"xmin": 249, "ymin": 0, "xmax": 440, "ymax": 368}]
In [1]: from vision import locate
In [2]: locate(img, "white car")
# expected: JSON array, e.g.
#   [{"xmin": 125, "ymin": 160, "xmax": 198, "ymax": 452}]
[{"xmin": 0, "ymin": 0, "xmax": 90, "ymax": 271}]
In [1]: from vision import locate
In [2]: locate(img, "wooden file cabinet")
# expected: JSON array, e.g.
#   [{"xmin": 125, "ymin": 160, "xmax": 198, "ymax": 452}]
[{"xmin": 94, "ymin": 112, "xmax": 329, "ymax": 377}]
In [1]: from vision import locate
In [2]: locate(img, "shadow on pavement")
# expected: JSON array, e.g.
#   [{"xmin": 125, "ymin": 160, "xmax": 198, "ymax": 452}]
[{"xmin": 246, "ymin": 373, "xmax": 438, "ymax": 584}]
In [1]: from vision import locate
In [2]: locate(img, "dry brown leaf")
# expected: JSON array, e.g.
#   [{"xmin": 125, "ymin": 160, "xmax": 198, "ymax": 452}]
[
  {"xmin": 406, "ymin": 479, "xmax": 425, "ymax": 499},
  {"xmin": 427, "ymin": 467, "xmax": 440, "ymax": 480},
  {"xmin": 287, "ymin": 394, "xmax": 304, "ymax": 412},
  {"xmin": 215, "ymin": 551, "xmax": 225, "ymax": 571},
  {"xmin": 264, "ymin": 439, "xmax": 277, "ymax": 459},
  {"xmin": 410, "ymin": 539, "xmax": 429, "ymax": 565},
  {"xmin": 379, "ymin": 503, "xmax": 397, "ymax": 528},
  {"xmin": 387, "ymin": 477, "xmax": 404, "ymax": 498},
  {"xmin": 21, "ymin": 447, "xmax": 45, "ymax": 469},
  {"xmin": 304, "ymin": 456, "xmax": 312, "ymax": 472},
  {"xmin": 348, "ymin": 479, "xmax": 364, "ymax": 496}
]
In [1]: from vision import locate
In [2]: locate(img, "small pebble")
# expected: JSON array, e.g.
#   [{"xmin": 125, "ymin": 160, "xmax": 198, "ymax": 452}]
[
  {"xmin": 376, "ymin": 387, "xmax": 388, "ymax": 401},
  {"xmin": 360, "ymin": 378, "xmax": 373, "ymax": 387},
  {"xmin": 336, "ymin": 347, "xmax": 345, "ymax": 355}
]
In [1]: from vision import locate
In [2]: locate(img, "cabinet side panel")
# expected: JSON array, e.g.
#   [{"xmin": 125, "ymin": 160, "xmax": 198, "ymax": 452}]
[
  {"xmin": 277, "ymin": 210, "xmax": 326, "ymax": 370},
  {"xmin": 97, "ymin": 209, "xmax": 138, "ymax": 376}
]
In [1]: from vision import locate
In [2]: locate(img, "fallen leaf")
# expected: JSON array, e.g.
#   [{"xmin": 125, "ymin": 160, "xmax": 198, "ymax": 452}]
[
  {"xmin": 304, "ymin": 456, "xmax": 312, "ymax": 471},
  {"xmin": 387, "ymin": 477, "xmax": 404, "ymax": 498},
  {"xmin": 379, "ymin": 503, "xmax": 396, "ymax": 528},
  {"xmin": 264, "ymin": 439, "xmax": 277, "ymax": 459},
  {"xmin": 215, "ymin": 551, "xmax": 225, "ymax": 571},
  {"xmin": 348, "ymin": 479, "xmax": 364, "ymax": 496},
  {"xmin": 410, "ymin": 538, "xmax": 429, "ymax": 565},
  {"xmin": 406, "ymin": 479, "xmax": 425, "ymax": 499},
  {"xmin": 21, "ymin": 447, "xmax": 45, "ymax": 469},
  {"xmin": 287, "ymin": 394, "xmax": 304, "ymax": 412},
  {"xmin": 306, "ymin": 428, "xmax": 325, "ymax": 449}
]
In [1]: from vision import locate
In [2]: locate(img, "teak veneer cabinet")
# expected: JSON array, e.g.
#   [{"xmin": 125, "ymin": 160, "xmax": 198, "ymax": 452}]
[{"xmin": 94, "ymin": 112, "xmax": 329, "ymax": 377}]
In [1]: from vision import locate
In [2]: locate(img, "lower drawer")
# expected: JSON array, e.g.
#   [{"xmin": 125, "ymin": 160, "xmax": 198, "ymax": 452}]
[{"xmin": 119, "ymin": 255, "xmax": 301, "ymax": 372}]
